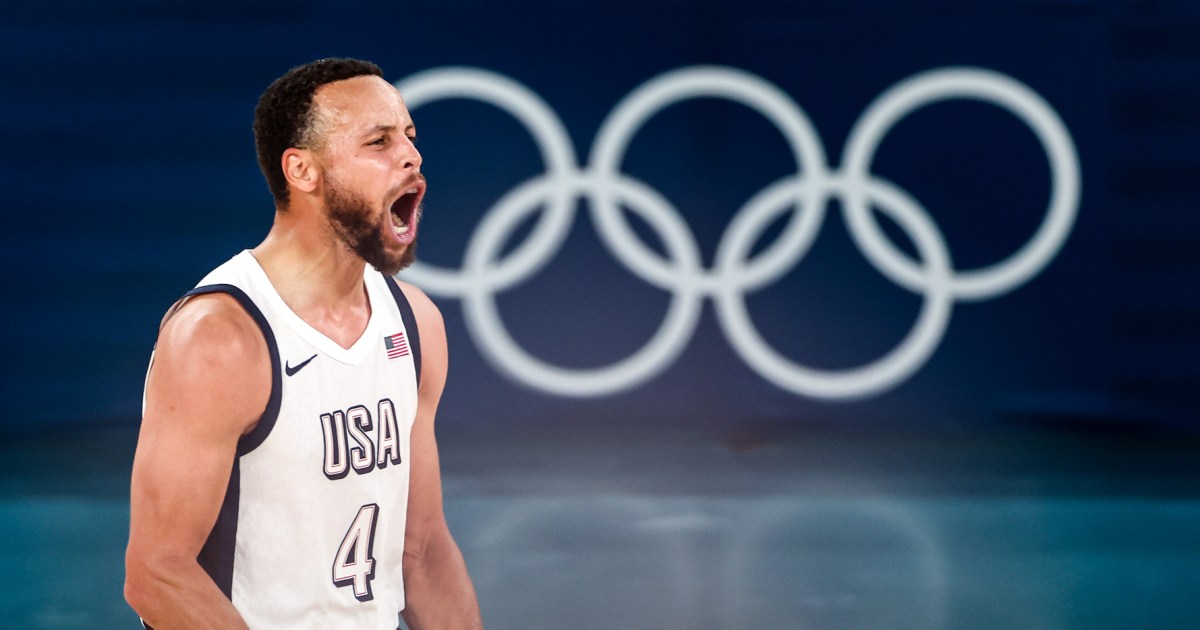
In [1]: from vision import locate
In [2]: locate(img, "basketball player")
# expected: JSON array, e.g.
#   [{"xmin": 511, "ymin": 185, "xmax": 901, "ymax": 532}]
[{"xmin": 124, "ymin": 58, "xmax": 482, "ymax": 629}]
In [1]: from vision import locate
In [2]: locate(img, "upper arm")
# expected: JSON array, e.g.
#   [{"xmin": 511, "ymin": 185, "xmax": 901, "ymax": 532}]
[
  {"xmin": 127, "ymin": 294, "xmax": 271, "ymax": 572},
  {"xmin": 397, "ymin": 281, "xmax": 450, "ymax": 536}
]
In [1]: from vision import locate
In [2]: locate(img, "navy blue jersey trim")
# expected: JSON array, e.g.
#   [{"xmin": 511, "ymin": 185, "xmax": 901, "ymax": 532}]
[
  {"xmin": 179, "ymin": 283, "xmax": 281, "ymax": 602},
  {"xmin": 196, "ymin": 458, "xmax": 241, "ymax": 601},
  {"xmin": 385, "ymin": 275, "xmax": 422, "ymax": 389},
  {"xmin": 184, "ymin": 284, "xmax": 283, "ymax": 455}
]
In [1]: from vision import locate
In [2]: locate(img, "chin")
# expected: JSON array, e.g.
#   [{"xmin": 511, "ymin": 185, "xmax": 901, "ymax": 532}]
[{"xmin": 370, "ymin": 243, "xmax": 417, "ymax": 276}]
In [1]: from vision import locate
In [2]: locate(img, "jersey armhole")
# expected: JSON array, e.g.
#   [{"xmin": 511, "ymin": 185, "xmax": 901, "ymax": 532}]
[
  {"xmin": 183, "ymin": 284, "xmax": 282, "ymax": 456},
  {"xmin": 384, "ymin": 275, "xmax": 422, "ymax": 390}
]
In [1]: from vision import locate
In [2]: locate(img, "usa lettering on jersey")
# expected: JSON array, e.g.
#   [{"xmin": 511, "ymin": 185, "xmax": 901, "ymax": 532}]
[{"xmin": 320, "ymin": 398, "xmax": 403, "ymax": 480}]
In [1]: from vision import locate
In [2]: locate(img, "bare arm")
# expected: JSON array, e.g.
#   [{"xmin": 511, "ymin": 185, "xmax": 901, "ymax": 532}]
[
  {"xmin": 124, "ymin": 294, "xmax": 270, "ymax": 629},
  {"xmin": 397, "ymin": 282, "xmax": 483, "ymax": 630}
]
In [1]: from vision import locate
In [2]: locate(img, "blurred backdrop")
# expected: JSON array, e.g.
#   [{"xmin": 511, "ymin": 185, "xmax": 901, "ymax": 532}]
[{"xmin": 1, "ymin": 0, "xmax": 1198, "ymax": 628}]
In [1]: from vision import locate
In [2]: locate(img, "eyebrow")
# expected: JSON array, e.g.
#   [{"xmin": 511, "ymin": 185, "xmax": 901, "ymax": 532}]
[{"xmin": 361, "ymin": 124, "xmax": 416, "ymax": 138}]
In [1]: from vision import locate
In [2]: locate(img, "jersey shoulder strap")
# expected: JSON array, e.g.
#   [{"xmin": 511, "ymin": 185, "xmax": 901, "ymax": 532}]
[{"xmin": 383, "ymin": 274, "xmax": 422, "ymax": 388}]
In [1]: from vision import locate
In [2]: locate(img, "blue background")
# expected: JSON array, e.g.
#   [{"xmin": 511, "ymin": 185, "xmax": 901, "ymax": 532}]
[
  {"xmin": 2, "ymin": 1, "xmax": 1199, "ymax": 628},
  {"xmin": 3, "ymin": 0, "xmax": 1196, "ymax": 435}
]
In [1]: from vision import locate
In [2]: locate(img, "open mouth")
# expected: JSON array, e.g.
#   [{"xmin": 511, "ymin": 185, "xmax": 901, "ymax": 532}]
[{"xmin": 389, "ymin": 182, "xmax": 424, "ymax": 240}]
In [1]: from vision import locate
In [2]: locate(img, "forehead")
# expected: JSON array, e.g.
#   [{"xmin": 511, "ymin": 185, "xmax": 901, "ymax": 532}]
[{"xmin": 312, "ymin": 75, "xmax": 411, "ymax": 136}]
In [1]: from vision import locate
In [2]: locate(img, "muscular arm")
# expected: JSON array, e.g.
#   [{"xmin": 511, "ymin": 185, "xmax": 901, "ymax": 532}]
[
  {"xmin": 124, "ymin": 294, "xmax": 270, "ymax": 629},
  {"xmin": 397, "ymin": 282, "xmax": 482, "ymax": 630}
]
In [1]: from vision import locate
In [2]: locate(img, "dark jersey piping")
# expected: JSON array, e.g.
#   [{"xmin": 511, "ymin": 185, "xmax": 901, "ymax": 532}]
[
  {"xmin": 384, "ymin": 275, "xmax": 422, "ymax": 389},
  {"xmin": 181, "ymin": 284, "xmax": 283, "ymax": 602}
]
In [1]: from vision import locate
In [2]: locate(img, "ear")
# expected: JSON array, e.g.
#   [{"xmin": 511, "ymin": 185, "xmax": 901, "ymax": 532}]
[{"xmin": 281, "ymin": 147, "xmax": 321, "ymax": 195}]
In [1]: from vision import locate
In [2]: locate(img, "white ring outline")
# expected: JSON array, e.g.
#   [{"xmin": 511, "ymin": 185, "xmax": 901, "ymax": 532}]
[
  {"xmin": 714, "ymin": 177, "xmax": 954, "ymax": 399},
  {"xmin": 841, "ymin": 67, "xmax": 1081, "ymax": 301},
  {"xmin": 589, "ymin": 66, "xmax": 830, "ymax": 295}
]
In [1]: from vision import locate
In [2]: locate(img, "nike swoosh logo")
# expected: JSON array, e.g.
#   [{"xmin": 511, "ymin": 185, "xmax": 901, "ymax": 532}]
[{"xmin": 285, "ymin": 354, "xmax": 318, "ymax": 377}]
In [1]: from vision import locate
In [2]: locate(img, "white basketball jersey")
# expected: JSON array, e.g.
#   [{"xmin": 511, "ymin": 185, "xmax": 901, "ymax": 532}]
[{"xmin": 183, "ymin": 250, "xmax": 420, "ymax": 628}]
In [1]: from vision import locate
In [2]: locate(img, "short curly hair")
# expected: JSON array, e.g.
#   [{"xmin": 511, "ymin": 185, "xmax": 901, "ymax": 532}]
[{"xmin": 253, "ymin": 58, "xmax": 384, "ymax": 207}]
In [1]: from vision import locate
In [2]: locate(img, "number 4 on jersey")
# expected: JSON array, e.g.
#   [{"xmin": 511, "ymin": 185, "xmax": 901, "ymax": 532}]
[{"xmin": 333, "ymin": 503, "xmax": 380, "ymax": 601}]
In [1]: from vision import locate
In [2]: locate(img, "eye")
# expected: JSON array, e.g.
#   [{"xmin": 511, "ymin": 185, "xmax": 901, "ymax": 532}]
[
  {"xmin": 406, "ymin": 134, "xmax": 418, "ymax": 145},
  {"xmin": 368, "ymin": 136, "xmax": 388, "ymax": 147}
]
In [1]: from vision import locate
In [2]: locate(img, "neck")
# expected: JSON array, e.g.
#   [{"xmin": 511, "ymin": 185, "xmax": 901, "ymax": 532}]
[{"xmin": 250, "ymin": 207, "xmax": 372, "ymax": 347}]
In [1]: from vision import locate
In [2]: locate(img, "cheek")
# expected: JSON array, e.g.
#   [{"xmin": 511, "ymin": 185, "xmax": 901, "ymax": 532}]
[
  {"xmin": 345, "ymin": 157, "xmax": 393, "ymax": 189},
  {"xmin": 330, "ymin": 162, "xmax": 387, "ymax": 194}
]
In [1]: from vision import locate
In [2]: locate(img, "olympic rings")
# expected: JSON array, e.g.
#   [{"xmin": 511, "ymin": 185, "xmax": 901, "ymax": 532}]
[{"xmin": 395, "ymin": 65, "xmax": 1081, "ymax": 399}]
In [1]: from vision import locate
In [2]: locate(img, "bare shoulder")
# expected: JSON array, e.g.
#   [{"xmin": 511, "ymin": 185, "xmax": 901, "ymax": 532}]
[
  {"xmin": 158, "ymin": 293, "xmax": 267, "ymax": 363},
  {"xmin": 148, "ymin": 292, "xmax": 271, "ymax": 436}
]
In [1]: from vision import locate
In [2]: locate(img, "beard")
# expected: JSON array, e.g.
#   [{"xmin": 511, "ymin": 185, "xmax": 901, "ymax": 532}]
[{"xmin": 325, "ymin": 178, "xmax": 417, "ymax": 276}]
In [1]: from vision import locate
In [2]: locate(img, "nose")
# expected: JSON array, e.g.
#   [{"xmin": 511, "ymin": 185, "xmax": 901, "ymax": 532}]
[{"xmin": 400, "ymin": 136, "xmax": 422, "ymax": 172}]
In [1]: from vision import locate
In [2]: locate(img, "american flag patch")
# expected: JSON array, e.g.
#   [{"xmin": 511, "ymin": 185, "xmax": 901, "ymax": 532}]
[{"xmin": 384, "ymin": 332, "xmax": 410, "ymax": 359}]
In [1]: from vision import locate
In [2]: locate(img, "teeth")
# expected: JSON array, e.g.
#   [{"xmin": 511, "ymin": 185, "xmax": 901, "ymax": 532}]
[{"xmin": 391, "ymin": 189, "xmax": 417, "ymax": 237}]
